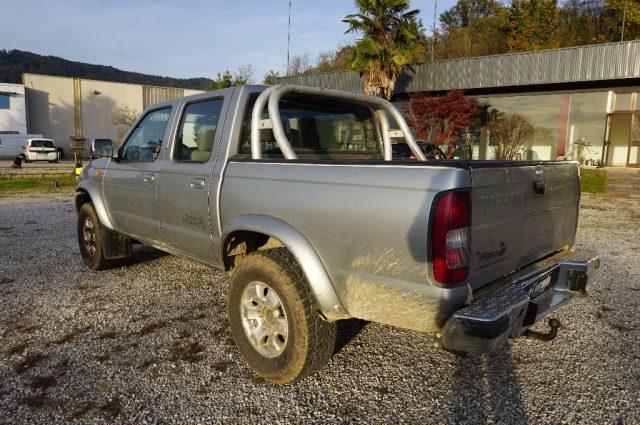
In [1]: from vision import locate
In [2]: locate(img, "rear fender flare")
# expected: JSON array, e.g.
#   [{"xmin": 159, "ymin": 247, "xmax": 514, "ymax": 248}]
[{"xmin": 222, "ymin": 214, "xmax": 349, "ymax": 321}]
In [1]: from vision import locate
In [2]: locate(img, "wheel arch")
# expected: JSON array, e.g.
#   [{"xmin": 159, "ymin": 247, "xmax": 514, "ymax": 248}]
[
  {"xmin": 221, "ymin": 214, "xmax": 349, "ymax": 321},
  {"xmin": 75, "ymin": 180, "xmax": 115, "ymax": 230}
]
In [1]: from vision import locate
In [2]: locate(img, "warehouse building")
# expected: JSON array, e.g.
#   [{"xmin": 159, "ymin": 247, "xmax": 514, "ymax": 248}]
[
  {"xmin": 278, "ymin": 40, "xmax": 640, "ymax": 167},
  {"xmin": 9, "ymin": 74, "xmax": 203, "ymax": 156},
  {"xmin": 0, "ymin": 82, "xmax": 28, "ymax": 134}
]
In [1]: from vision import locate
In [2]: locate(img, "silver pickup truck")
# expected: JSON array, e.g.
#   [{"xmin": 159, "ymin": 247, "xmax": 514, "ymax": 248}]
[{"xmin": 75, "ymin": 84, "xmax": 599, "ymax": 384}]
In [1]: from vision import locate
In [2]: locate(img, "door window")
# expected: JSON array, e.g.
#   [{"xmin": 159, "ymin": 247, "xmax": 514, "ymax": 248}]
[
  {"xmin": 120, "ymin": 108, "xmax": 172, "ymax": 161},
  {"xmin": 174, "ymin": 99, "xmax": 224, "ymax": 162}
]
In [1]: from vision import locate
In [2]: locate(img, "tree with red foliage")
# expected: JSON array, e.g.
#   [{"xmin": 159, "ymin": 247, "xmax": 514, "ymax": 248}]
[{"xmin": 401, "ymin": 89, "xmax": 480, "ymax": 155}]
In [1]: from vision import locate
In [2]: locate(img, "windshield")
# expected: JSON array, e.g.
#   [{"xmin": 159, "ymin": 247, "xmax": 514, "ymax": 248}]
[{"xmin": 31, "ymin": 139, "xmax": 55, "ymax": 148}]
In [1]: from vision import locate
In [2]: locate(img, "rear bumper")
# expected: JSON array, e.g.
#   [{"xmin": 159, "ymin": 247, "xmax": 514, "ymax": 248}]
[{"xmin": 441, "ymin": 249, "xmax": 600, "ymax": 353}]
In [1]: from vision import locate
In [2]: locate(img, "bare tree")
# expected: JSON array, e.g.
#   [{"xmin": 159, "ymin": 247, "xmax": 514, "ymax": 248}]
[
  {"xmin": 485, "ymin": 111, "xmax": 536, "ymax": 160},
  {"xmin": 112, "ymin": 105, "xmax": 140, "ymax": 144},
  {"xmin": 237, "ymin": 63, "xmax": 256, "ymax": 84},
  {"xmin": 287, "ymin": 53, "xmax": 312, "ymax": 76}
]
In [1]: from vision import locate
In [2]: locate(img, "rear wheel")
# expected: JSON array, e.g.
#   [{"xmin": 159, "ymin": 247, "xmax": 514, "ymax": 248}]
[
  {"xmin": 228, "ymin": 248, "xmax": 336, "ymax": 384},
  {"xmin": 77, "ymin": 202, "xmax": 112, "ymax": 270}
]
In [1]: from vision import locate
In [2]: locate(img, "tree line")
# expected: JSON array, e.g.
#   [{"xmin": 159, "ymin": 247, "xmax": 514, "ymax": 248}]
[
  {"xmin": 284, "ymin": 0, "xmax": 639, "ymax": 87},
  {"xmin": 0, "ymin": 50, "xmax": 212, "ymax": 90}
]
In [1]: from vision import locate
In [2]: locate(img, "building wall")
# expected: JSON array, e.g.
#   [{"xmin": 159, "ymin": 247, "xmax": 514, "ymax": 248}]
[
  {"xmin": 23, "ymin": 74, "xmax": 204, "ymax": 154},
  {"xmin": 0, "ymin": 83, "xmax": 27, "ymax": 134},
  {"xmin": 79, "ymin": 78, "xmax": 144, "ymax": 145},
  {"xmin": 23, "ymin": 74, "xmax": 75, "ymax": 150}
]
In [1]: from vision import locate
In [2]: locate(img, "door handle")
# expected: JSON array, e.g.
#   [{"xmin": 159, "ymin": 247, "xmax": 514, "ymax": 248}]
[
  {"xmin": 143, "ymin": 173, "xmax": 155, "ymax": 182},
  {"xmin": 190, "ymin": 178, "xmax": 205, "ymax": 189}
]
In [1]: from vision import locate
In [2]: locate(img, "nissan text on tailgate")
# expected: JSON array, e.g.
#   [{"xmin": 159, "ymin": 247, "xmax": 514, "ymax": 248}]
[{"xmin": 75, "ymin": 84, "xmax": 599, "ymax": 384}]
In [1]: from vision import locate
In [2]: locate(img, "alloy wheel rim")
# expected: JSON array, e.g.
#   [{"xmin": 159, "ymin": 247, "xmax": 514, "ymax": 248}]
[
  {"xmin": 240, "ymin": 281, "xmax": 288, "ymax": 358},
  {"xmin": 83, "ymin": 217, "xmax": 96, "ymax": 257}
]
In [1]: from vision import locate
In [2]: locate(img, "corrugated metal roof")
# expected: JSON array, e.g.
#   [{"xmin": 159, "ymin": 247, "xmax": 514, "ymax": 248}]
[
  {"xmin": 142, "ymin": 86, "xmax": 185, "ymax": 109},
  {"xmin": 276, "ymin": 71, "xmax": 364, "ymax": 93},
  {"xmin": 275, "ymin": 41, "xmax": 640, "ymax": 94}
]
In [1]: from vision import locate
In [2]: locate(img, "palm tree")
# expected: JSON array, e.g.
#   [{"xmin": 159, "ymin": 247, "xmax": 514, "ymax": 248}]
[{"xmin": 343, "ymin": 0, "xmax": 422, "ymax": 99}]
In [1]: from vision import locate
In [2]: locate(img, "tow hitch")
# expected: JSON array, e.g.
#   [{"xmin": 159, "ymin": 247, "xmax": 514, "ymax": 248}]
[{"xmin": 523, "ymin": 318, "xmax": 562, "ymax": 342}]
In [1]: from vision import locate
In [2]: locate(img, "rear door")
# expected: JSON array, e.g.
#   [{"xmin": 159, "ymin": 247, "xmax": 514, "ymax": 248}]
[
  {"xmin": 468, "ymin": 162, "xmax": 580, "ymax": 288},
  {"xmin": 156, "ymin": 92, "xmax": 231, "ymax": 261}
]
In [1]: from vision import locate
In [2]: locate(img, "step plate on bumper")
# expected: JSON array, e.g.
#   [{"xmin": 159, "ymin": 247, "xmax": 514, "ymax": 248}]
[{"xmin": 441, "ymin": 250, "xmax": 600, "ymax": 353}]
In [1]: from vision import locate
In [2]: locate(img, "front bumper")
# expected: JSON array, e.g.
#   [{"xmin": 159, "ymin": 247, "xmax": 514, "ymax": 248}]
[{"xmin": 441, "ymin": 249, "xmax": 600, "ymax": 353}]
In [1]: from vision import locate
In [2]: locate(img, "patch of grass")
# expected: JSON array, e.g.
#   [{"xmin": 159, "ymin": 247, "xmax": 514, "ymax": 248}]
[
  {"xmin": 28, "ymin": 375, "xmax": 57, "ymax": 390},
  {"xmin": 580, "ymin": 168, "xmax": 607, "ymax": 193},
  {"xmin": 171, "ymin": 340, "xmax": 206, "ymax": 363},
  {"xmin": 4, "ymin": 342, "xmax": 28, "ymax": 357},
  {"xmin": 49, "ymin": 325, "xmax": 91, "ymax": 346},
  {"xmin": 138, "ymin": 358, "xmax": 160, "ymax": 369},
  {"xmin": 67, "ymin": 402, "xmax": 94, "ymax": 419},
  {"xmin": 13, "ymin": 352, "xmax": 48, "ymax": 375},
  {"xmin": 97, "ymin": 331, "xmax": 119, "ymax": 340},
  {"xmin": 212, "ymin": 362, "xmax": 228, "ymax": 373},
  {"xmin": 0, "ymin": 175, "xmax": 77, "ymax": 194},
  {"xmin": 15, "ymin": 323, "xmax": 41, "ymax": 334},
  {"xmin": 18, "ymin": 393, "xmax": 49, "ymax": 408},
  {"xmin": 99, "ymin": 397, "xmax": 122, "ymax": 418},
  {"xmin": 136, "ymin": 320, "xmax": 170, "ymax": 336}
]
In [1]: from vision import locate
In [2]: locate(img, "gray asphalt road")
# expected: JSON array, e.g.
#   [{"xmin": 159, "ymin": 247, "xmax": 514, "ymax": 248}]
[{"xmin": 0, "ymin": 192, "xmax": 638, "ymax": 424}]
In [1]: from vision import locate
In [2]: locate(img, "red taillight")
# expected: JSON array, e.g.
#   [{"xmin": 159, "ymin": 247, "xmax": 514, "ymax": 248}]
[
  {"xmin": 432, "ymin": 191, "xmax": 470, "ymax": 284},
  {"xmin": 28, "ymin": 148, "xmax": 34, "ymax": 152}
]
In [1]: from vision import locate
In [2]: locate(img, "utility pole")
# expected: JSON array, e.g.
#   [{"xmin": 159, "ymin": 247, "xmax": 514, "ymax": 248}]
[
  {"xmin": 287, "ymin": 1, "xmax": 292, "ymax": 75},
  {"xmin": 621, "ymin": 0, "xmax": 628, "ymax": 42},
  {"xmin": 431, "ymin": 0, "xmax": 438, "ymax": 61}
]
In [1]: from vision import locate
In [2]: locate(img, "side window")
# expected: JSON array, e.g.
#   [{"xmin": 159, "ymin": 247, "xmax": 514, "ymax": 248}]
[
  {"xmin": 175, "ymin": 99, "xmax": 224, "ymax": 162},
  {"xmin": 120, "ymin": 108, "xmax": 171, "ymax": 161}
]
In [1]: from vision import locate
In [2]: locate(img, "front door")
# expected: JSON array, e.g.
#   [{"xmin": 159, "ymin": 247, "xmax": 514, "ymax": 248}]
[
  {"xmin": 103, "ymin": 107, "xmax": 173, "ymax": 241},
  {"xmin": 605, "ymin": 112, "xmax": 632, "ymax": 167},
  {"xmin": 157, "ymin": 95, "xmax": 229, "ymax": 262}
]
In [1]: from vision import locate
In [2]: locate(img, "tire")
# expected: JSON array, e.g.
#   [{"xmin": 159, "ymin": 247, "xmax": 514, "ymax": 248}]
[
  {"xmin": 228, "ymin": 248, "xmax": 337, "ymax": 384},
  {"xmin": 77, "ymin": 202, "xmax": 112, "ymax": 271}
]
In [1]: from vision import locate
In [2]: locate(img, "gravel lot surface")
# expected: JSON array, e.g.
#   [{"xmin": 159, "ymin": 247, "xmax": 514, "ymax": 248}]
[{"xmin": 0, "ymin": 192, "xmax": 638, "ymax": 424}]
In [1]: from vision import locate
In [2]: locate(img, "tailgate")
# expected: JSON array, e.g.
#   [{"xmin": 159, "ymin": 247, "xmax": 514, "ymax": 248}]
[{"xmin": 468, "ymin": 162, "xmax": 580, "ymax": 289}]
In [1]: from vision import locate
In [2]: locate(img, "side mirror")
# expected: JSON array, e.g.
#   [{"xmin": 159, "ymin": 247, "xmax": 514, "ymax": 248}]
[{"xmin": 91, "ymin": 139, "xmax": 115, "ymax": 159}]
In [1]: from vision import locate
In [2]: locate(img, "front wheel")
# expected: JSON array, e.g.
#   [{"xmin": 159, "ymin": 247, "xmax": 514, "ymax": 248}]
[
  {"xmin": 77, "ymin": 202, "xmax": 112, "ymax": 270},
  {"xmin": 228, "ymin": 248, "xmax": 337, "ymax": 384}
]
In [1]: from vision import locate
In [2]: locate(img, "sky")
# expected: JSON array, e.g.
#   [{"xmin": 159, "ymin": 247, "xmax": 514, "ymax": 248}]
[{"xmin": 0, "ymin": 0, "xmax": 456, "ymax": 82}]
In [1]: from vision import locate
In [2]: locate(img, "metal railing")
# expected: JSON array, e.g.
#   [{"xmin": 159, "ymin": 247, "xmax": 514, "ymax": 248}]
[{"xmin": 250, "ymin": 84, "xmax": 426, "ymax": 161}]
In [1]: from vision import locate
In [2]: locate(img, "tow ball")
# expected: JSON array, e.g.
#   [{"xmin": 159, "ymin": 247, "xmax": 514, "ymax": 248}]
[{"xmin": 523, "ymin": 318, "xmax": 562, "ymax": 342}]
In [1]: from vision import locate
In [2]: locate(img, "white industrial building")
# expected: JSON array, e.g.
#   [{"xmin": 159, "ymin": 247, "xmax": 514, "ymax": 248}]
[
  {"xmin": 0, "ymin": 75, "xmax": 204, "ymax": 157},
  {"xmin": 0, "ymin": 83, "xmax": 28, "ymax": 134}
]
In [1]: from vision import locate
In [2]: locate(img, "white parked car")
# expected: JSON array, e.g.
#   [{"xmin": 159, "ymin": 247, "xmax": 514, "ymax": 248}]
[{"xmin": 24, "ymin": 138, "xmax": 58, "ymax": 163}]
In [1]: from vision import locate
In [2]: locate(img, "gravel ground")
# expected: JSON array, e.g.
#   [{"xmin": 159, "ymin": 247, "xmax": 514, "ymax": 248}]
[{"xmin": 0, "ymin": 191, "xmax": 638, "ymax": 424}]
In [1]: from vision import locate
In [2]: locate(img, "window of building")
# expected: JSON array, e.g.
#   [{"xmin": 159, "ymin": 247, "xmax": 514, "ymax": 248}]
[
  {"xmin": 240, "ymin": 96, "xmax": 381, "ymax": 159},
  {"xmin": 120, "ymin": 108, "xmax": 171, "ymax": 161},
  {"xmin": 475, "ymin": 93, "xmax": 565, "ymax": 160},
  {"xmin": 566, "ymin": 92, "xmax": 609, "ymax": 164},
  {"xmin": 613, "ymin": 92, "xmax": 636, "ymax": 111},
  {"xmin": 0, "ymin": 94, "xmax": 9, "ymax": 109},
  {"xmin": 175, "ymin": 99, "xmax": 224, "ymax": 162}
]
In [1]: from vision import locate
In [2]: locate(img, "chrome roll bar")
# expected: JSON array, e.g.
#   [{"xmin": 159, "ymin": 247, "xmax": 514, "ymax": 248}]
[{"xmin": 250, "ymin": 84, "xmax": 426, "ymax": 161}]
